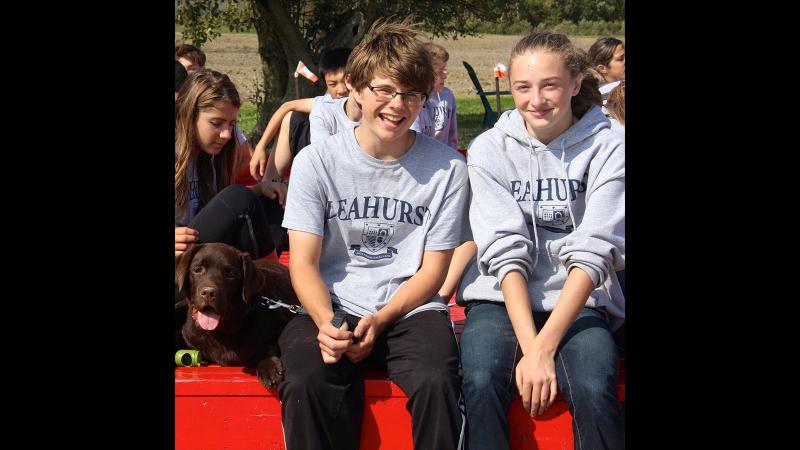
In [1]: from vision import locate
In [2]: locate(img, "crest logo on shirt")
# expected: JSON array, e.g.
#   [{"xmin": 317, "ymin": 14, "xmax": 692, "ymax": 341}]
[
  {"xmin": 362, "ymin": 223, "xmax": 394, "ymax": 252},
  {"xmin": 350, "ymin": 223, "xmax": 398, "ymax": 260},
  {"xmin": 535, "ymin": 203, "xmax": 574, "ymax": 233},
  {"xmin": 537, "ymin": 204, "xmax": 570, "ymax": 226}
]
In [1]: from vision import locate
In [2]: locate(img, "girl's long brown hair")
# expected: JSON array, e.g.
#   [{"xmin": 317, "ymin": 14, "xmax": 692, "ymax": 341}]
[{"xmin": 175, "ymin": 70, "xmax": 241, "ymax": 223}]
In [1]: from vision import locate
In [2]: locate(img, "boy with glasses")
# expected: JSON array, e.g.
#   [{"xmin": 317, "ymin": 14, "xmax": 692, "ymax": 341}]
[{"xmin": 278, "ymin": 21, "xmax": 468, "ymax": 450}]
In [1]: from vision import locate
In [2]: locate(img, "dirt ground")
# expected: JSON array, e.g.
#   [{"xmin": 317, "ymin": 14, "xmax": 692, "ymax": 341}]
[{"xmin": 176, "ymin": 32, "xmax": 601, "ymax": 103}]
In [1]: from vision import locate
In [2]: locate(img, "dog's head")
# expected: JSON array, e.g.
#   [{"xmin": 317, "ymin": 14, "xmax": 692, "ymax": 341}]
[{"xmin": 175, "ymin": 243, "xmax": 265, "ymax": 334}]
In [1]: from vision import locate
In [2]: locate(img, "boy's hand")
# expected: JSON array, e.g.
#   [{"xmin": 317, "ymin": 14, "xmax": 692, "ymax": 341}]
[
  {"xmin": 345, "ymin": 314, "xmax": 388, "ymax": 363},
  {"xmin": 255, "ymin": 181, "xmax": 288, "ymax": 206},
  {"xmin": 249, "ymin": 146, "xmax": 268, "ymax": 180},
  {"xmin": 317, "ymin": 320, "xmax": 353, "ymax": 364},
  {"xmin": 175, "ymin": 227, "xmax": 199, "ymax": 257}
]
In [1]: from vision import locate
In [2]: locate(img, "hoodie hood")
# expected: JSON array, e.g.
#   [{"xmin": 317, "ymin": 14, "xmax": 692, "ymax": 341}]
[{"xmin": 493, "ymin": 105, "xmax": 611, "ymax": 153}]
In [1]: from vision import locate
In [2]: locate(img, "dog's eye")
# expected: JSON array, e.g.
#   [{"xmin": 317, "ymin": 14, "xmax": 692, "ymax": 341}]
[
  {"xmin": 224, "ymin": 268, "xmax": 239, "ymax": 278},
  {"xmin": 191, "ymin": 266, "xmax": 204, "ymax": 275}
]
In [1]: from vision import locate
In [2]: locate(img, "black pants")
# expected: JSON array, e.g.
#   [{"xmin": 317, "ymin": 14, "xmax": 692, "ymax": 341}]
[
  {"xmin": 278, "ymin": 309, "xmax": 464, "ymax": 450},
  {"xmin": 288, "ymin": 111, "xmax": 311, "ymax": 159},
  {"xmin": 189, "ymin": 183, "xmax": 286, "ymax": 258}
]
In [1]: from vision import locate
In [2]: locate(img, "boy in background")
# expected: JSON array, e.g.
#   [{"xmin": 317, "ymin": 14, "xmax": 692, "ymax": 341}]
[
  {"xmin": 175, "ymin": 43, "xmax": 206, "ymax": 74},
  {"xmin": 412, "ymin": 41, "xmax": 459, "ymax": 149},
  {"xmin": 249, "ymin": 48, "xmax": 353, "ymax": 182}
]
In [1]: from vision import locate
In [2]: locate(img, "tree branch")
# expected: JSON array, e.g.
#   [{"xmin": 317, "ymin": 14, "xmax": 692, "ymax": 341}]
[{"xmin": 257, "ymin": 0, "xmax": 317, "ymax": 72}]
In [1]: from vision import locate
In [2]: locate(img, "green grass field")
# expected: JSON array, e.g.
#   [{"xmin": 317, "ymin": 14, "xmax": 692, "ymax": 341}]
[{"xmin": 238, "ymin": 95, "xmax": 517, "ymax": 150}]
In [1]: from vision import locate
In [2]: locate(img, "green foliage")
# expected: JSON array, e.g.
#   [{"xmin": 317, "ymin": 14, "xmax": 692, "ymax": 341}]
[
  {"xmin": 238, "ymin": 102, "xmax": 259, "ymax": 138},
  {"xmin": 442, "ymin": 17, "xmax": 623, "ymax": 37},
  {"xmin": 521, "ymin": 0, "xmax": 625, "ymax": 23},
  {"xmin": 456, "ymin": 13, "xmax": 531, "ymax": 35},
  {"xmin": 558, "ymin": 0, "xmax": 625, "ymax": 22},
  {"xmin": 532, "ymin": 19, "xmax": 624, "ymax": 36},
  {"xmin": 515, "ymin": 0, "xmax": 624, "ymax": 34},
  {"xmin": 175, "ymin": 0, "xmax": 253, "ymax": 46},
  {"xmin": 427, "ymin": 1, "xmax": 626, "ymax": 36}
]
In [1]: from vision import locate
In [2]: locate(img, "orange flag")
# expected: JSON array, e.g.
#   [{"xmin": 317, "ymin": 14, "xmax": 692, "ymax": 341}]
[
  {"xmin": 294, "ymin": 61, "xmax": 318, "ymax": 83},
  {"xmin": 494, "ymin": 63, "xmax": 507, "ymax": 79}
]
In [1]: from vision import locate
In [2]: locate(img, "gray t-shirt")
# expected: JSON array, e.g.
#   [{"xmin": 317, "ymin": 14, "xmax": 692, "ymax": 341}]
[
  {"xmin": 308, "ymin": 96, "xmax": 360, "ymax": 144},
  {"xmin": 282, "ymin": 127, "xmax": 469, "ymax": 319},
  {"xmin": 411, "ymin": 87, "xmax": 458, "ymax": 149}
]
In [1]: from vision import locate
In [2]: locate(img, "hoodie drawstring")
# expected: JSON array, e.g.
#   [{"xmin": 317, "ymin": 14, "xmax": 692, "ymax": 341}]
[
  {"xmin": 526, "ymin": 138, "xmax": 540, "ymax": 273},
  {"xmin": 560, "ymin": 139, "xmax": 578, "ymax": 232}
]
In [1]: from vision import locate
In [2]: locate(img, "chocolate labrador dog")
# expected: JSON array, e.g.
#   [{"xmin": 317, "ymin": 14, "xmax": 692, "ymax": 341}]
[{"xmin": 175, "ymin": 242, "xmax": 299, "ymax": 388}]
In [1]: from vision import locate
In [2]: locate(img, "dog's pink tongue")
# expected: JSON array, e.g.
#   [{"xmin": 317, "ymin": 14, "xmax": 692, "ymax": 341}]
[{"xmin": 197, "ymin": 310, "xmax": 221, "ymax": 330}]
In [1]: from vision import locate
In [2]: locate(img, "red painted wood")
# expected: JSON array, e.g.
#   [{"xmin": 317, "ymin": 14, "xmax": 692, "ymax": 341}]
[
  {"xmin": 180, "ymin": 252, "xmax": 625, "ymax": 448},
  {"xmin": 234, "ymin": 164, "xmax": 258, "ymax": 186},
  {"xmin": 278, "ymin": 251, "xmax": 291, "ymax": 267}
]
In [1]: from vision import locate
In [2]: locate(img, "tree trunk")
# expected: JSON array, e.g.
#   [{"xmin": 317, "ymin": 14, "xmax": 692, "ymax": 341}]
[
  {"xmin": 251, "ymin": 0, "xmax": 325, "ymax": 141},
  {"xmin": 251, "ymin": 1, "xmax": 287, "ymax": 140},
  {"xmin": 248, "ymin": 1, "xmax": 372, "ymax": 143}
]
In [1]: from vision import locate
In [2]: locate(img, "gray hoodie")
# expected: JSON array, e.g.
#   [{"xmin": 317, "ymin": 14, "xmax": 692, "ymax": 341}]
[{"xmin": 458, "ymin": 105, "xmax": 625, "ymax": 328}]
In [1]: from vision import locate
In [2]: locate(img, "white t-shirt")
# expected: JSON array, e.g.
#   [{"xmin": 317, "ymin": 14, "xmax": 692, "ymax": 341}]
[
  {"xmin": 308, "ymin": 97, "xmax": 360, "ymax": 144},
  {"xmin": 411, "ymin": 87, "xmax": 458, "ymax": 149}
]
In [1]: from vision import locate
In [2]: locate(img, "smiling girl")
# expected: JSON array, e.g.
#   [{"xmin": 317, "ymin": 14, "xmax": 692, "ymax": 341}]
[
  {"xmin": 174, "ymin": 70, "xmax": 286, "ymax": 259},
  {"xmin": 458, "ymin": 31, "xmax": 625, "ymax": 450}
]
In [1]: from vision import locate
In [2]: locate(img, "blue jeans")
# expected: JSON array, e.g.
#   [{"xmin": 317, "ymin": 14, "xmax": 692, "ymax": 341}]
[{"xmin": 460, "ymin": 302, "xmax": 624, "ymax": 450}]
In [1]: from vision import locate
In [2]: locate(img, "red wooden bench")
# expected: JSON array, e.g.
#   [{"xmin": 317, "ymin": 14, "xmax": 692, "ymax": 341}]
[
  {"xmin": 176, "ymin": 250, "xmax": 624, "ymax": 449},
  {"xmin": 176, "ymin": 317, "xmax": 624, "ymax": 449}
]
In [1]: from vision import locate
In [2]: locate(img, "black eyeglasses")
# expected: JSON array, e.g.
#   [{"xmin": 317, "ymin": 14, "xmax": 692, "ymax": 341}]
[{"xmin": 367, "ymin": 84, "xmax": 427, "ymax": 106}]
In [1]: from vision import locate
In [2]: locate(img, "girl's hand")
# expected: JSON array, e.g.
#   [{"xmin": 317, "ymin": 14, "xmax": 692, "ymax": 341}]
[
  {"xmin": 515, "ymin": 349, "xmax": 558, "ymax": 417},
  {"xmin": 175, "ymin": 227, "xmax": 199, "ymax": 257}
]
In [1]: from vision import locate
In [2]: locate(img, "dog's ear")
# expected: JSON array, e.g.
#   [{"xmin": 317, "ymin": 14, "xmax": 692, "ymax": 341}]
[
  {"xmin": 175, "ymin": 244, "xmax": 202, "ymax": 301},
  {"xmin": 240, "ymin": 252, "xmax": 265, "ymax": 303}
]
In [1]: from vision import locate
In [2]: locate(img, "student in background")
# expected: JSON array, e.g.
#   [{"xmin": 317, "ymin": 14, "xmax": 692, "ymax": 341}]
[
  {"xmin": 175, "ymin": 61, "xmax": 188, "ymax": 100},
  {"xmin": 606, "ymin": 80, "xmax": 625, "ymax": 132},
  {"xmin": 175, "ymin": 43, "xmax": 206, "ymax": 74},
  {"xmin": 308, "ymin": 66, "xmax": 363, "ymax": 144},
  {"xmin": 407, "ymin": 41, "xmax": 473, "ymax": 303},
  {"xmin": 249, "ymin": 47, "xmax": 353, "ymax": 182},
  {"xmin": 412, "ymin": 42, "xmax": 458, "ymax": 149},
  {"xmin": 588, "ymin": 37, "xmax": 625, "ymax": 86}
]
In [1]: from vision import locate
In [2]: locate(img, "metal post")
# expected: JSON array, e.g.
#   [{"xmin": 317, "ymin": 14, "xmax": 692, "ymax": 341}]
[{"xmin": 495, "ymin": 77, "xmax": 501, "ymax": 114}]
